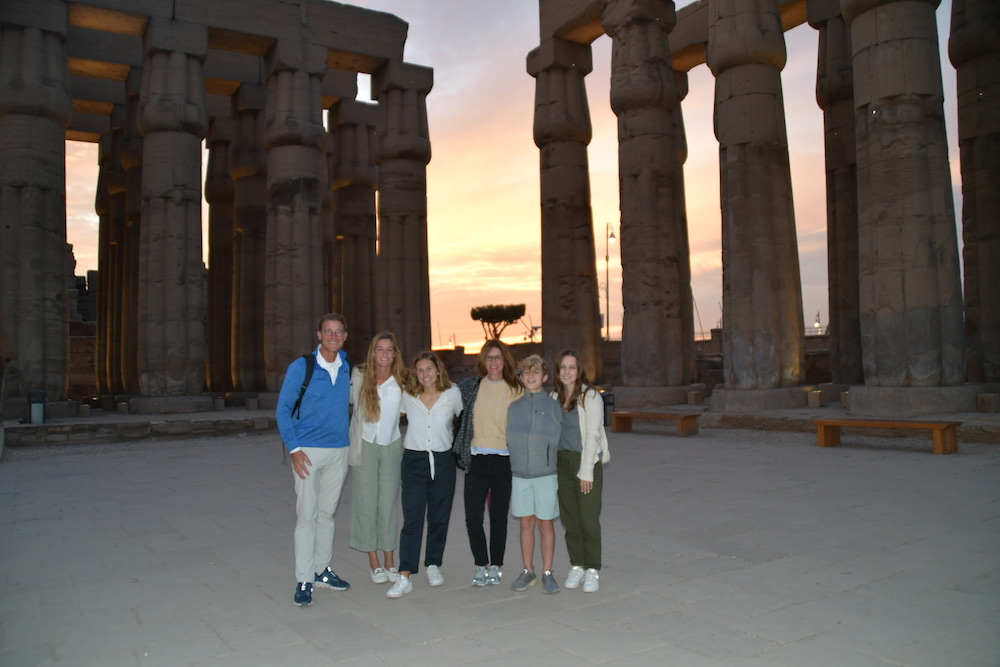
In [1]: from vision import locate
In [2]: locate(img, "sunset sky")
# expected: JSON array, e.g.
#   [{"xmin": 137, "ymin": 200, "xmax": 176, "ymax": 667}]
[{"xmin": 64, "ymin": 0, "xmax": 960, "ymax": 352}]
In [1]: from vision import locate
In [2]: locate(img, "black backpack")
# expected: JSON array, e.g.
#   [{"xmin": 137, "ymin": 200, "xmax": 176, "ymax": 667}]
[
  {"xmin": 290, "ymin": 353, "xmax": 315, "ymax": 420},
  {"xmin": 282, "ymin": 353, "xmax": 315, "ymax": 463}
]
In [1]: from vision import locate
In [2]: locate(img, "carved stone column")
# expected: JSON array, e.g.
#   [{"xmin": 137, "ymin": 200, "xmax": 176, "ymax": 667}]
[
  {"xmin": 604, "ymin": 0, "xmax": 696, "ymax": 396},
  {"xmin": 811, "ymin": 0, "xmax": 862, "ymax": 385},
  {"xmin": 372, "ymin": 61, "xmax": 433, "ymax": 356},
  {"xmin": 527, "ymin": 38, "xmax": 603, "ymax": 382},
  {"xmin": 262, "ymin": 41, "xmax": 328, "ymax": 390},
  {"xmin": 708, "ymin": 0, "xmax": 805, "ymax": 393},
  {"xmin": 119, "ymin": 69, "xmax": 144, "ymax": 394},
  {"xmin": 101, "ymin": 106, "xmax": 128, "ymax": 395},
  {"xmin": 229, "ymin": 84, "xmax": 267, "ymax": 391},
  {"xmin": 205, "ymin": 115, "xmax": 235, "ymax": 392},
  {"xmin": 842, "ymin": 0, "xmax": 964, "ymax": 389},
  {"xmin": 329, "ymin": 99, "xmax": 378, "ymax": 355},
  {"xmin": 950, "ymin": 0, "xmax": 1000, "ymax": 383},
  {"xmin": 0, "ymin": 0, "xmax": 72, "ymax": 400},
  {"xmin": 136, "ymin": 19, "xmax": 208, "ymax": 396}
]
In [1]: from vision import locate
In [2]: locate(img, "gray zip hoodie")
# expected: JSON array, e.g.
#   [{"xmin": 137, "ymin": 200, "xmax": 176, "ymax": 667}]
[{"xmin": 506, "ymin": 391, "xmax": 562, "ymax": 478}]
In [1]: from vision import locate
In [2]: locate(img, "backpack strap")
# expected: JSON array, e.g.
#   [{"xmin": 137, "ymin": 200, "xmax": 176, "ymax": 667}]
[{"xmin": 290, "ymin": 353, "xmax": 315, "ymax": 420}]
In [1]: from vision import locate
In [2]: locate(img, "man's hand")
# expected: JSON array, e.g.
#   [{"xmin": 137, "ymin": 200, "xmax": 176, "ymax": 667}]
[{"xmin": 291, "ymin": 450, "xmax": 312, "ymax": 480}]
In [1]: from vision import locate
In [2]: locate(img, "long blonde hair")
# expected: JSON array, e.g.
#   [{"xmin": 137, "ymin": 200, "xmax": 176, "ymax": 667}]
[{"xmin": 359, "ymin": 331, "xmax": 406, "ymax": 421}]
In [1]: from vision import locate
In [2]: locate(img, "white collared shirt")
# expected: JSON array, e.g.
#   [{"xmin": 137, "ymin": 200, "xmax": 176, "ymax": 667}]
[
  {"xmin": 401, "ymin": 386, "xmax": 462, "ymax": 453},
  {"xmin": 360, "ymin": 375, "xmax": 402, "ymax": 445}
]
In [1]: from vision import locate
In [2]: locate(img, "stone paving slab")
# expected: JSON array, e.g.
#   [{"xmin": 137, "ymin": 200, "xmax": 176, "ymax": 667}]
[{"xmin": 1, "ymin": 427, "xmax": 998, "ymax": 665}]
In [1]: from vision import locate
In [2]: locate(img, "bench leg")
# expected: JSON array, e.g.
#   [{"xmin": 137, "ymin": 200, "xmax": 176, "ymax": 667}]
[
  {"xmin": 611, "ymin": 414, "xmax": 633, "ymax": 433},
  {"xmin": 816, "ymin": 424, "xmax": 841, "ymax": 447},
  {"xmin": 932, "ymin": 426, "xmax": 958, "ymax": 455},
  {"xmin": 676, "ymin": 416, "xmax": 699, "ymax": 436}
]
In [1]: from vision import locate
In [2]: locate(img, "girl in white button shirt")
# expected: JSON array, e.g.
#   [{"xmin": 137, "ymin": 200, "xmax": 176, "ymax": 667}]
[{"xmin": 386, "ymin": 351, "xmax": 463, "ymax": 598}]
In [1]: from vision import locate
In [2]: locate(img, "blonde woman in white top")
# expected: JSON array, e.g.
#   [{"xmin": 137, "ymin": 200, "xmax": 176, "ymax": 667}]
[
  {"xmin": 348, "ymin": 332, "xmax": 407, "ymax": 584},
  {"xmin": 386, "ymin": 351, "xmax": 463, "ymax": 598}
]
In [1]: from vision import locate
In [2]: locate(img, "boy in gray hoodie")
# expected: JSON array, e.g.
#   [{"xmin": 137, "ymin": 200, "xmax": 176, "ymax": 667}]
[{"xmin": 506, "ymin": 354, "xmax": 562, "ymax": 593}]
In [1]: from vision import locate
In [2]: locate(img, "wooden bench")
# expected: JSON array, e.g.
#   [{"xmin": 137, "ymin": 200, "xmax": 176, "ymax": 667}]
[
  {"xmin": 812, "ymin": 418, "xmax": 961, "ymax": 455},
  {"xmin": 611, "ymin": 411, "xmax": 700, "ymax": 436}
]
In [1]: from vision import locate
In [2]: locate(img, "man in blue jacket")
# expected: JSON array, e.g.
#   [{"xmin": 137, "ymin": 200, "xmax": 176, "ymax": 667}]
[{"xmin": 277, "ymin": 313, "xmax": 353, "ymax": 606}]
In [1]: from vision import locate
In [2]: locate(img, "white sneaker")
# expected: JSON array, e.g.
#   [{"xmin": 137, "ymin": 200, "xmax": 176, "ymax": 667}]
[
  {"xmin": 387, "ymin": 567, "xmax": 400, "ymax": 583},
  {"xmin": 386, "ymin": 575, "xmax": 412, "ymax": 598},
  {"xmin": 472, "ymin": 566, "xmax": 488, "ymax": 587},
  {"xmin": 564, "ymin": 566, "xmax": 585, "ymax": 589},
  {"xmin": 426, "ymin": 564, "xmax": 444, "ymax": 587},
  {"xmin": 370, "ymin": 567, "xmax": 389, "ymax": 584},
  {"xmin": 582, "ymin": 568, "xmax": 600, "ymax": 593},
  {"xmin": 486, "ymin": 564, "xmax": 502, "ymax": 585}
]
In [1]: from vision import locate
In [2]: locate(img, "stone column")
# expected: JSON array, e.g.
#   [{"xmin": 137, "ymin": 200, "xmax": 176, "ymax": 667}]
[
  {"xmin": 229, "ymin": 84, "xmax": 267, "ymax": 391},
  {"xmin": 329, "ymin": 99, "xmax": 378, "ymax": 355},
  {"xmin": 101, "ymin": 106, "xmax": 127, "ymax": 395},
  {"xmin": 811, "ymin": 0, "xmax": 862, "ymax": 385},
  {"xmin": 205, "ymin": 115, "xmax": 235, "ymax": 392},
  {"xmin": 842, "ymin": 0, "xmax": 965, "ymax": 392},
  {"xmin": 372, "ymin": 61, "xmax": 433, "ymax": 356},
  {"xmin": 527, "ymin": 38, "xmax": 603, "ymax": 382},
  {"xmin": 708, "ymin": 0, "xmax": 805, "ymax": 395},
  {"xmin": 950, "ymin": 0, "xmax": 1000, "ymax": 383},
  {"xmin": 136, "ymin": 19, "xmax": 208, "ymax": 397},
  {"xmin": 262, "ymin": 41, "xmax": 329, "ymax": 390},
  {"xmin": 604, "ymin": 0, "xmax": 696, "ymax": 398},
  {"xmin": 95, "ymin": 135, "xmax": 112, "ymax": 394},
  {"xmin": 119, "ymin": 69, "xmax": 143, "ymax": 394},
  {"xmin": 0, "ymin": 0, "xmax": 72, "ymax": 401}
]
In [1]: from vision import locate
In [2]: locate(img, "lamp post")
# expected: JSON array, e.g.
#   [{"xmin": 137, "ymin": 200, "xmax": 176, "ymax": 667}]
[{"xmin": 605, "ymin": 222, "xmax": 616, "ymax": 340}]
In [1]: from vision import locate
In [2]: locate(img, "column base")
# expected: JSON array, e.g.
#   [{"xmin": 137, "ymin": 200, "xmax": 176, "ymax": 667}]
[
  {"xmin": 843, "ymin": 385, "xmax": 985, "ymax": 418},
  {"xmin": 612, "ymin": 384, "xmax": 706, "ymax": 410},
  {"xmin": 710, "ymin": 386, "xmax": 809, "ymax": 412}
]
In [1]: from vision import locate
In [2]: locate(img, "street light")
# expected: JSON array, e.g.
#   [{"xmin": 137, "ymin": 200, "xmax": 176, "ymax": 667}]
[{"xmin": 605, "ymin": 222, "xmax": 616, "ymax": 340}]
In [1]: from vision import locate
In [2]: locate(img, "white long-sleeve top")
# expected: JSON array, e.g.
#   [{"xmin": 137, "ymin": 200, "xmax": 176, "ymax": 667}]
[
  {"xmin": 401, "ymin": 386, "xmax": 463, "ymax": 453},
  {"xmin": 400, "ymin": 386, "xmax": 463, "ymax": 480}
]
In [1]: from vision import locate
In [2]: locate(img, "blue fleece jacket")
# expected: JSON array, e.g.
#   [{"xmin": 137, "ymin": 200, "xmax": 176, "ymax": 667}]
[{"xmin": 277, "ymin": 348, "xmax": 350, "ymax": 452}]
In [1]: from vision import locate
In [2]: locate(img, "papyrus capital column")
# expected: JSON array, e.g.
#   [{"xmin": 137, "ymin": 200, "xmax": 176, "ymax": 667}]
[
  {"xmin": 372, "ymin": 61, "xmax": 433, "ymax": 356},
  {"xmin": 329, "ymin": 99, "xmax": 378, "ymax": 353},
  {"xmin": 708, "ymin": 0, "xmax": 804, "ymax": 392},
  {"xmin": 205, "ymin": 114, "xmax": 235, "ymax": 393},
  {"xmin": 0, "ymin": 0, "xmax": 72, "ymax": 400},
  {"xmin": 528, "ymin": 37, "xmax": 603, "ymax": 382},
  {"xmin": 949, "ymin": 0, "xmax": 1000, "ymax": 382},
  {"xmin": 230, "ymin": 84, "xmax": 268, "ymax": 391},
  {"xmin": 603, "ymin": 0, "xmax": 697, "ymax": 393},
  {"xmin": 262, "ymin": 40, "xmax": 329, "ymax": 389},
  {"xmin": 842, "ymin": 0, "xmax": 965, "ymax": 388},
  {"xmin": 811, "ymin": 0, "xmax": 863, "ymax": 384},
  {"xmin": 136, "ymin": 18, "xmax": 208, "ymax": 396}
]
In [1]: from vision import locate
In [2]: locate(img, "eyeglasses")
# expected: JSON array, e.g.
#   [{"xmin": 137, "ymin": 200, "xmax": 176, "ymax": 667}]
[
  {"xmin": 322, "ymin": 329, "xmax": 347, "ymax": 337},
  {"xmin": 484, "ymin": 355, "xmax": 503, "ymax": 363}
]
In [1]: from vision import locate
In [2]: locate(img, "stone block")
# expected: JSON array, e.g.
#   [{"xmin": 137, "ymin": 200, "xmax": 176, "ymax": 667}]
[
  {"xmin": 710, "ymin": 387, "xmax": 808, "ymax": 412},
  {"xmin": 978, "ymin": 394, "xmax": 1000, "ymax": 413},
  {"xmin": 214, "ymin": 397, "xmax": 225, "ymax": 411},
  {"xmin": 687, "ymin": 390, "xmax": 704, "ymax": 406},
  {"xmin": 78, "ymin": 404, "xmax": 91, "ymax": 417},
  {"xmin": 246, "ymin": 398, "xmax": 259, "ymax": 411},
  {"xmin": 807, "ymin": 390, "xmax": 822, "ymax": 408},
  {"xmin": 844, "ymin": 385, "xmax": 978, "ymax": 418}
]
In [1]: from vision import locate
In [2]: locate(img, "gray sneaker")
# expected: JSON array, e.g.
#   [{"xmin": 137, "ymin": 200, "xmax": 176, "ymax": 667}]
[
  {"xmin": 510, "ymin": 568, "xmax": 537, "ymax": 591},
  {"xmin": 541, "ymin": 570, "xmax": 560, "ymax": 594},
  {"xmin": 486, "ymin": 564, "xmax": 502, "ymax": 585}
]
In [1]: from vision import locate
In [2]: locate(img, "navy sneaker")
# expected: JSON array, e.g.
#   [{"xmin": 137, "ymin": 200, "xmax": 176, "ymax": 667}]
[
  {"xmin": 294, "ymin": 581, "xmax": 313, "ymax": 606},
  {"xmin": 314, "ymin": 567, "xmax": 350, "ymax": 591}
]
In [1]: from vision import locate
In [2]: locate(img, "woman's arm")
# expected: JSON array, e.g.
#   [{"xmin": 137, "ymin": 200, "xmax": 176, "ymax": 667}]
[{"xmin": 577, "ymin": 387, "xmax": 606, "ymax": 483}]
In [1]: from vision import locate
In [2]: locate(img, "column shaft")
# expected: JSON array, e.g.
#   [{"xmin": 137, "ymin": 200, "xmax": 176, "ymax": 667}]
[
  {"xmin": 843, "ymin": 0, "xmax": 965, "ymax": 386},
  {"xmin": 0, "ymin": 12, "xmax": 72, "ymax": 400},
  {"xmin": 528, "ymin": 39, "xmax": 603, "ymax": 382},
  {"xmin": 708, "ymin": 0, "xmax": 805, "ymax": 389}
]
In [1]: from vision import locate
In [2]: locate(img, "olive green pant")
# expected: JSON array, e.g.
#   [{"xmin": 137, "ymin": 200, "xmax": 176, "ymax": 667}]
[
  {"xmin": 348, "ymin": 437, "xmax": 403, "ymax": 553},
  {"xmin": 556, "ymin": 450, "xmax": 603, "ymax": 570}
]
